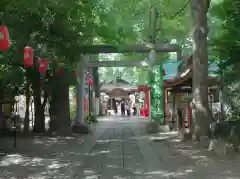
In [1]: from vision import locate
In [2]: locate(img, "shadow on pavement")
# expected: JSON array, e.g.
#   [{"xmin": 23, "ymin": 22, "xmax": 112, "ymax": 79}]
[{"xmin": 0, "ymin": 117, "xmax": 240, "ymax": 179}]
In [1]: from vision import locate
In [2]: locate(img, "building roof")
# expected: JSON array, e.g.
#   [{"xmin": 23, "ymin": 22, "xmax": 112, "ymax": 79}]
[
  {"xmin": 164, "ymin": 55, "xmax": 219, "ymax": 88},
  {"xmin": 100, "ymin": 77, "xmax": 137, "ymax": 97},
  {"xmin": 107, "ymin": 77, "xmax": 130, "ymax": 85}
]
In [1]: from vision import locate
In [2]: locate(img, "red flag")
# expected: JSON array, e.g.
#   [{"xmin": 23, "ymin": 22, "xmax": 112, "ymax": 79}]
[{"xmin": 38, "ymin": 58, "xmax": 48, "ymax": 73}]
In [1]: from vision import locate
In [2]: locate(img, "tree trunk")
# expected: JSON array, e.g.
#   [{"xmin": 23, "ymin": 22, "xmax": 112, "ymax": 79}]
[
  {"xmin": 191, "ymin": 0, "xmax": 211, "ymax": 141},
  {"xmin": 53, "ymin": 76, "xmax": 72, "ymax": 136},
  {"xmin": 32, "ymin": 80, "xmax": 45, "ymax": 133},
  {"xmin": 49, "ymin": 93, "xmax": 57, "ymax": 132},
  {"xmin": 24, "ymin": 81, "xmax": 30, "ymax": 133},
  {"xmin": 0, "ymin": 91, "xmax": 4, "ymax": 130}
]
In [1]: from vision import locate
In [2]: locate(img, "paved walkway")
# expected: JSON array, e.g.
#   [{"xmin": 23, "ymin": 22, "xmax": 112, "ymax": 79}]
[{"xmin": 1, "ymin": 117, "xmax": 240, "ymax": 179}]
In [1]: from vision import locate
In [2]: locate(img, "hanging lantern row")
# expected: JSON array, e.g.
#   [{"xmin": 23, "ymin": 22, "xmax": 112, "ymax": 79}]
[
  {"xmin": 0, "ymin": 25, "xmax": 10, "ymax": 50},
  {"xmin": 23, "ymin": 45, "xmax": 81, "ymax": 77},
  {"xmin": 24, "ymin": 46, "xmax": 49, "ymax": 73},
  {"xmin": 23, "ymin": 46, "xmax": 92, "ymax": 79}
]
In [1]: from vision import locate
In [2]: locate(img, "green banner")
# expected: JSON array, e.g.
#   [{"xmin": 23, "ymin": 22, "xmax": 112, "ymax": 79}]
[{"xmin": 149, "ymin": 63, "xmax": 164, "ymax": 124}]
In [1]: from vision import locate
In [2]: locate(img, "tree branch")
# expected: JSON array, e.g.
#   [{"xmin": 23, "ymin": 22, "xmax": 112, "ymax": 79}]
[
  {"xmin": 170, "ymin": 0, "xmax": 191, "ymax": 19},
  {"xmin": 205, "ymin": 0, "xmax": 211, "ymax": 12},
  {"xmin": 156, "ymin": 0, "xmax": 191, "ymax": 32}
]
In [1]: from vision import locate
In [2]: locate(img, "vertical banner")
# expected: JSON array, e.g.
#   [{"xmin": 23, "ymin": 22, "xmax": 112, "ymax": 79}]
[{"xmin": 150, "ymin": 63, "xmax": 164, "ymax": 124}]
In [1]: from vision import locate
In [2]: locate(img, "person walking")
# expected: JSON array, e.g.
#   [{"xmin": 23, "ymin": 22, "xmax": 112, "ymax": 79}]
[
  {"xmin": 112, "ymin": 98, "xmax": 118, "ymax": 116},
  {"xmin": 126, "ymin": 100, "xmax": 130, "ymax": 117},
  {"xmin": 177, "ymin": 108, "xmax": 183, "ymax": 129},
  {"xmin": 120, "ymin": 99, "xmax": 125, "ymax": 116}
]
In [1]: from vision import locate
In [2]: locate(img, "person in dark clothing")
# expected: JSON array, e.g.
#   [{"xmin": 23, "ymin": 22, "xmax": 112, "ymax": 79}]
[
  {"xmin": 177, "ymin": 108, "xmax": 183, "ymax": 129},
  {"xmin": 112, "ymin": 98, "xmax": 118, "ymax": 115},
  {"xmin": 126, "ymin": 101, "xmax": 130, "ymax": 117},
  {"xmin": 132, "ymin": 106, "xmax": 137, "ymax": 116},
  {"xmin": 121, "ymin": 99, "xmax": 125, "ymax": 116}
]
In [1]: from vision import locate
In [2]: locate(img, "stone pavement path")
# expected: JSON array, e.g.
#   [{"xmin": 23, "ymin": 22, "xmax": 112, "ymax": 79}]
[{"xmin": 0, "ymin": 116, "xmax": 240, "ymax": 179}]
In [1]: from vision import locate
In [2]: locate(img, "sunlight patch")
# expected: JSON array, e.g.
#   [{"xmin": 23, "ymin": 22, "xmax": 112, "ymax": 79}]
[
  {"xmin": 0, "ymin": 154, "xmax": 27, "ymax": 166},
  {"xmin": 84, "ymin": 169, "xmax": 96, "ymax": 175},
  {"xmin": 85, "ymin": 175, "xmax": 100, "ymax": 179},
  {"xmin": 47, "ymin": 161, "xmax": 69, "ymax": 169},
  {"xmin": 172, "ymin": 138, "xmax": 181, "ymax": 142}
]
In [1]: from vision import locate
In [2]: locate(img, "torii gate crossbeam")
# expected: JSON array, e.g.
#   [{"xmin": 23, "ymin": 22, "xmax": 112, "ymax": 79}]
[
  {"xmin": 86, "ymin": 59, "xmax": 182, "ymax": 67},
  {"xmin": 79, "ymin": 44, "xmax": 180, "ymax": 54},
  {"xmin": 86, "ymin": 59, "xmax": 148, "ymax": 67}
]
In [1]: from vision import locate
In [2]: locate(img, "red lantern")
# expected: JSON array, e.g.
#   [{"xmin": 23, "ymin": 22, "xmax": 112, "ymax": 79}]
[
  {"xmin": 24, "ymin": 46, "xmax": 33, "ymax": 67},
  {"xmin": 0, "ymin": 25, "xmax": 10, "ymax": 50},
  {"xmin": 73, "ymin": 71, "xmax": 76, "ymax": 77},
  {"xmin": 55, "ymin": 63, "xmax": 64, "ymax": 76},
  {"xmin": 38, "ymin": 58, "xmax": 48, "ymax": 73},
  {"xmin": 55, "ymin": 67, "xmax": 64, "ymax": 76},
  {"xmin": 73, "ymin": 71, "xmax": 80, "ymax": 77}
]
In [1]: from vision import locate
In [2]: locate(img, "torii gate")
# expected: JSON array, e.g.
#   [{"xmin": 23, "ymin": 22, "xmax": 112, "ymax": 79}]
[
  {"xmin": 75, "ymin": 7, "xmax": 182, "ymax": 127},
  {"xmin": 75, "ymin": 46, "xmax": 181, "ymax": 125}
]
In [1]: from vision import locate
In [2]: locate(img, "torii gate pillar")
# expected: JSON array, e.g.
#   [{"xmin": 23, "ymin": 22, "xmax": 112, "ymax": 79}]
[{"xmin": 76, "ymin": 60, "xmax": 85, "ymax": 125}]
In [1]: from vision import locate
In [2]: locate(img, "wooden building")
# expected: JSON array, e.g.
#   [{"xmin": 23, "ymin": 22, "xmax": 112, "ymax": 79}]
[{"xmin": 163, "ymin": 56, "xmax": 219, "ymax": 129}]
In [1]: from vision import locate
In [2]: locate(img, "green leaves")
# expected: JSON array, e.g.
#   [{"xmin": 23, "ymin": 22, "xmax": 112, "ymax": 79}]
[
  {"xmin": 209, "ymin": 0, "xmax": 240, "ymax": 118},
  {"xmin": 0, "ymin": 0, "xmax": 195, "ymax": 96}
]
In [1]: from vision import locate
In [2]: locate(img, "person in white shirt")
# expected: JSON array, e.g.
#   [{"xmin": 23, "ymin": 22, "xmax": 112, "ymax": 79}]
[
  {"xmin": 126, "ymin": 99, "xmax": 130, "ymax": 116},
  {"xmin": 129, "ymin": 92, "xmax": 136, "ymax": 116}
]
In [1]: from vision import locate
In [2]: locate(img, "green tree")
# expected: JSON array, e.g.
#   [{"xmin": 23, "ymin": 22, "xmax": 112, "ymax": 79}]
[
  {"xmin": 211, "ymin": 0, "xmax": 240, "ymax": 119},
  {"xmin": 0, "ymin": 0, "xmax": 97, "ymax": 134}
]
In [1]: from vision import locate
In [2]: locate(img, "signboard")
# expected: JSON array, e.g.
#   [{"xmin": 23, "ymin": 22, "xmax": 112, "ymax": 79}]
[{"xmin": 149, "ymin": 63, "xmax": 164, "ymax": 124}]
